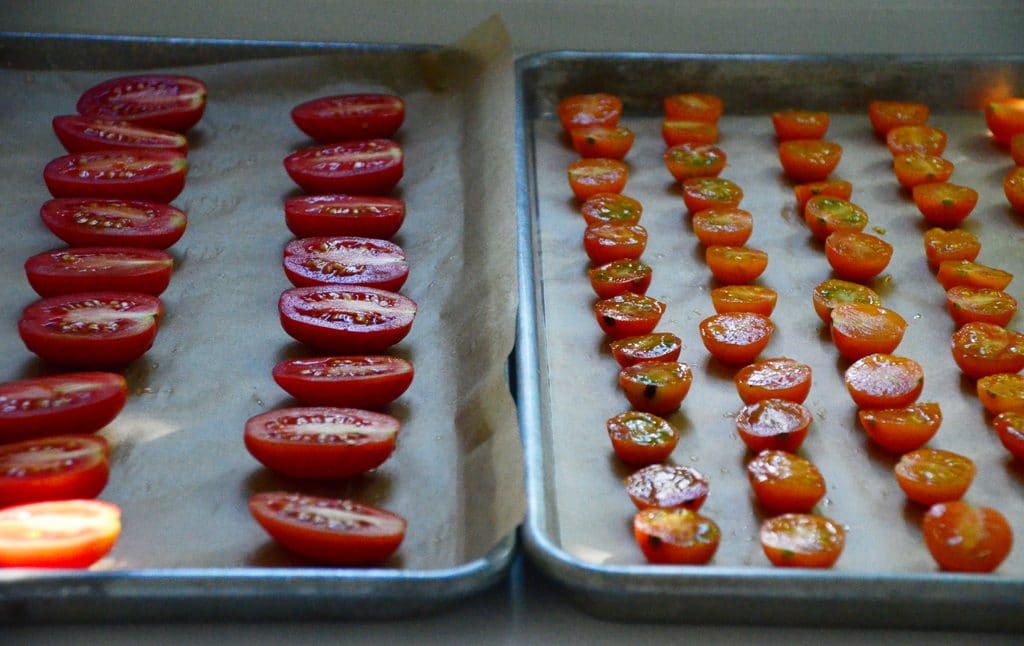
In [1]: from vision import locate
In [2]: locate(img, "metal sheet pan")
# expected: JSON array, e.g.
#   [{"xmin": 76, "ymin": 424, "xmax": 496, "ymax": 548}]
[
  {"xmin": 516, "ymin": 51, "xmax": 1024, "ymax": 630},
  {"xmin": 0, "ymin": 30, "xmax": 522, "ymax": 622}
]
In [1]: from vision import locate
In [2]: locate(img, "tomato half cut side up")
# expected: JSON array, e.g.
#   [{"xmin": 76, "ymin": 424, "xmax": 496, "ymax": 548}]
[
  {"xmin": 272, "ymin": 355, "xmax": 414, "ymax": 409},
  {"xmin": 634, "ymin": 508, "xmax": 721, "ymax": 565},
  {"xmin": 824, "ymin": 231, "xmax": 893, "ymax": 283},
  {"xmin": 923, "ymin": 228, "xmax": 980, "ymax": 266},
  {"xmin": 892, "ymin": 153, "xmax": 954, "ymax": 189},
  {"xmin": 985, "ymin": 97, "xmax": 1024, "ymax": 145},
  {"xmin": 681, "ymin": 177, "xmax": 743, "ymax": 213},
  {"xmin": 609, "ymin": 332, "xmax": 682, "ymax": 368},
  {"xmin": 793, "ymin": 180, "xmax": 852, "ymax": 214},
  {"xmin": 284, "ymin": 195, "xmax": 405, "ymax": 240},
  {"xmin": 52, "ymin": 115, "xmax": 188, "ymax": 154},
  {"xmin": 25, "ymin": 247, "xmax": 174, "ymax": 297},
  {"xmin": 570, "ymin": 126, "xmax": 635, "ymax": 159},
  {"xmin": 558, "ymin": 93, "xmax": 623, "ymax": 131},
  {"xmin": 279, "ymin": 285, "xmax": 416, "ymax": 353},
  {"xmin": 580, "ymin": 193, "xmax": 643, "ymax": 227},
  {"xmin": 698, "ymin": 312, "xmax": 774, "ymax": 365},
  {"xmin": 567, "ymin": 158, "xmax": 629, "ymax": 201},
  {"xmin": 607, "ymin": 410, "xmax": 680, "ymax": 467},
  {"xmin": 0, "ymin": 372, "xmax": 126, "ymax": 443},
  {"xmin": 291, "ymin": 93, "xmax": 405, "ymax": 142},
  {"xmin": 735, "ymin": 399, "xmax": 812, "ymax": 453},
  {"xmin": 945, "ymin": 286, "xmax": 1017, "ymax": 328},
  {"xmin": 778, "ymin": 139, "xmax": 842, "ymax": 183},
  {"xmin": 830, "ymin": 303, "xmax": 907, "ymax": 361},
  {"xmin": 894, "ymin": 449, "xmax": 974, "ymax": 506},
  {"xmin": 663, "ymin": 143, "xmax": 727, "ymax": 182},
  {"xmin": 583, "ymin": 223, "xmax": 648, "ymax": 264},
  {"xmin": 771, "ymin": 110, "xmax": 830, "ymax": 141},
  {"xmin": 993, "ymin": 411, "xmax": 1024, "ymax": 460},
  {"xmin": 0, "ymin": 435, "xmax": 109, "ymax": 507},
  {"xmin": 705, "ymin": 245, "xmax": 768, "ymax": 285},
  {"xmin": 711, "ymin": 285, "xmax": 777, "ymax": 316},
  {"xmin": 936, "ymin": 260, "xmax": 1013, "ymax": 292},
  {"xmin": 691, "ymin": 207, "xmax": 753, "ymax": 247},
  {"xmin": 950, "ymin": 322, "xmax": 1024, "ymax": 379},
  {"xmin": 858, "ymin": 402, "xmax": 942, "ymax": 453},
  {"xmin": 40, "ymin": 198, "xmax": 187, "ymax": 249},
  {"xmin": 283, "ymin": 237, "xmax": 409, "ymax": 291},
  {"xmin": 587, "ymin": 258, "xmax": 653, "ymax": 298},
  {"xmin": 844, "ymin": 353, "xmax": 923, "ymax": 409},
  {"xmin": 803, "ymin": 196, "xmax": 868, "ymax": 241},
  {"xmin": 912, "ymin": 182, "xmax": 979, "ymax": 228},
  {"xmin": 812, "ymin": 279, "xmax": 882, "ymax": 325},
  {"xmin": 593, "ymin": 293, "xmax": 666, "ymax": 339},
  {"xmin": 244, "ymin": 407, "xmax": 399, "ymax": 480},
  {"xmin": 625, "ymin": 464, "xmax": 709, "ymax": 511},
  {"xmin": 886, "ymin": 125, "xmax": 947, "ymax": 156},
  {"xmin": 19, "ymin": 292, "xmax": 163, "ymax": 369},
  {"xmin": 663, "ymin": 93, "xmax": 723, "ymax": 123},
  {"xmin": 868, "ymin": 100, "xmax": 929, "ymax": 137},
  {"xmin": 44, "ymin": 150, "xmax": 188, "ymax": 203},
  {"xmin": 734, "ymin": 357, "xmax": 812, "ymax": 404},
  {"xmin": 618, "ymin": 361, "xmax": 693, "ymax": 416},
  {"xmin": 923, "ymin": 501, "xmax": 1013, "ymax": 573},
  {"xmin": 76, "ymin": 74, "xmax": 207, "ymax": 132},
  {"xmin": 746, "ymin": 450, "xmax": 826, "ymax": 514},
  {"xmin": 284, "ymin": 140, "xmax": 403, "ymax": 195},
  {"xmin": 976, "ymin": 373, "xmax": 1024, "ymax": 415},
  {"xmin": 0, "ymin": 499, "xmax": 121, "ymax": 568},
  {"xmin": 249, "ymin": 492, "xmax": 405, "ymax": 566},
  {"xmin": 760, "ymin": 513, "xmax": 844, "ymax": 568}
]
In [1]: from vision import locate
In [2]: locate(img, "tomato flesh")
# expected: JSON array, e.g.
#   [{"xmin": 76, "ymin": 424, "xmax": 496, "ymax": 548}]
[
  {"xmin": 570, "ymin": 126, "xmax": 635, "ymax": 159},
  {"xmin": 946, "ymin": 286, "xmax": 1016, "ymax": 328},
  {"xmin": 44, "ymin": 150, "xmax": 187, "ymax": 203},
  {"xmin": 734, "ymin": 357, "xmax": 812, "ymax": 404},
  {"xmin": 912, "ymin": 182, "xmax": 979, "ymax": 228},
  {"xmin": 778, "ymin": 139, "xmax": 842, "ymax": 183},
  {"xmin": 52, "ymin": 115, "xmax": 188, "ymax": 154},
  {"xmin": 858, "ymin": 402, "xmax": 942, "ymax": 453},
  {"xmin": 594, "ymin": 293, "xmax": 666, "ymax": 339},
  {"xmin": 291, "ymin": 93, "xmax": 404, "ymax": 142},
  {"xmin": 830, "ymin": 303, "xmax": 906, "ymax": 361},
  {"xmin": 283, "ymin": 237, "xmax": 408, "ymax": 291},
  {"xmin": 634, "ymin": 508, "xmax": 720, "ymax": 565},
  {"xmin": 886, "ymin": 125, "xmax": 947, "ymax": 156},
  {"xmin": 0, "ymin": 372, "xmax": 126, "ymax": 443},
  {"xmin": 698, "ymin": 312, "xmax": 774, "ymax": 365},
  {"xmin": 985, "ymin": 98, "xmax": 1024, "ymax": 145},
  {"xmin": 824, "ymin": 231, "xmax": 893, "ymax": 283},
  {"xmin": 662, "ymin": 120, "xmax": 719, "ymax": 147},
  {"xmin": 583, "ymin": 223, "xmax": 648, "ymax": 265},
  {"xmin": 812, "ymin": 279, "xmax": 881, "ymax": 325},
  {"xmin": 558, "ymin": 94, "xmax": 622, "ymax": 131},
  {"xmin": 868, "ymin": 100, "xmax": 929, "ymax": 137},
  {"xmin": 0, "ymin": 436, "xmax": 109, "ymax": 507},
  {"xmin": 844, "ymin": 353, "xmax": 923, "ymax": 409},
  {"xmin": 0, "ymin": 499, "xmax": 121, "ymax": 568},
  {"xmin": 580, "ymin": 193, "xmax": 643, "ymax": 227},
  {"xmin": 40, "ymin": 198, "xmax": 187, "ymax": 249},
  {"xmin": 771, "ymin": 110, "xmax": 830, "ymax": 140},
  {"xmin": 664, "ymin": 143, "xmax": 727, "ymax": 181},
  {"xmin": 794, "ymin": 180, "xmax": 852, "ymax": 214},
  {"xmin": 705, "ymin": 245, "xmax": 768, "ymax": 285},
  {"xmin": 587, "ymin": 258, "xmax": 653, "ymax": 298},
  {"xmin": 691, "ymin": 207, "xmax": 753, "ymax": 247},
  {"xmin": 618, "ymin": 361, "xmax": 693, "ymax": 416},
  {"xmin": 735, "ymin": 399, "xmax": 812, "ymax": 453},
  {"xmin": 760, "ymin": 513, "xmax": 844, "ymax": 568},
  {"xmin": 568, "ymin": 158, "xmax": 628, "ymax": 201},
  {"xmin": 76, "ymin": 74, "xmax": 207, "ymax": 132},
  {"xmin": 284, "ymin": 195, "xmax": 405, "ymax": 239},
  {"xmin": 892, "ymin": 153, "xmax": 954, "ymax": 189},
  {"xmin": 804, "ymin": 196, "xmax": 868, "ymax": 241},
  {"xmin": 711, "ymin": 285, "xmax": 777, "ymax": 316},
  {"xmin": 747, "ymin": 450, "xmax": 825, "ymax": 513},
  {"xmin": 936, "ymin": 260, "xmax": 1012, "ymax": 292},
  {"xmin": 681, "ymin": 177, "xmax": 742, "ymax": 212},
  {"xmin": 993, "ymin": 411, "xmax": 1024, "ymax": 460},
  {"xmin": 607, "ymin": 411, "xmax": 680, "ymax": 466},
  {"xmin": 663, "ymin": 93, "xmax": 723, "ymax": 123},
  {"xmin": 279, "ymin": 286, "xmax": 416, "ymax": 354},
  {"xmin": 25, "ymin": 246, "xmax": 173, "ymax": 297},
  {"xmin": 977, "ymin": 373, "xmax": 1024, "ymax": 415},
  {"xmin": 625, "ymin": 464, "xmax": 709, "ymax": 511},
  {"xmin": 894, "ymin": 448, "xmax": 974, "ymax": 505},
  {"xmin": 951, "ymin": 322, "xmax": 1024, "ymax": 379},
  {"xmin": 923, "ymin": 501, "xmax": 1013, "ymax": 573},
  {"xmin": 272, "ymin": 355, "xmax": 413, "ymax": 409},
  {"xmin": 609, "ymin": 333, "xmax": 682, "ymax": 368},
  {"xmin": 284, "ymin": 140, "xmax": 403, "ymax": 195},
  {"xmin": 923, "ymin": 228, "xmax": 980, "ymax": 266}
]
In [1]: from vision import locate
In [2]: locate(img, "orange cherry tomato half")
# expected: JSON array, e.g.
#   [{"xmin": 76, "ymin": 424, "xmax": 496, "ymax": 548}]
[
  {"xmin": 1011, "ymin": 133, "xmax": 1024, "ymax": 166},
  {"xmin": 664, "ymin": 143, "xmax": 727, "ymax": 182},
  {"xmin": 869, "ymin": 100, "xmax": 929, "ymax": 137},
  {"xmin": 993, "ymin": 411, "xmax": 1024, "ymax": 460},
  {"xmin": 588, "ymin": 258, "xmax": 652, "ymax": 298},
  {"xmin": 830, "ymin": 303, "xmax": 907, "ymax": 361},
  {"xmin": 923, "ymin": 501, "xmax": 1013, "ymax": 573},
  {"xmin": 711, "ymin": 285, "xmax": 778, "ymax": 316},
  {"xmin": 663, "ymin": 93, "xmax": 724, "ymax": 122},
  {"xmin": 634, "ymin": 508, "xmax": 721, "ymax": 565},
  {"xmin": 824, "ymin": 231, "xmax": 893, "ymax": 283},
  {"xmin": 803, "ymin": 196, "xmax": 868, "ymax": 241},
  {"xmin": 977, "ymin": 373, "xmax": 1024, "ymax": 415},
  {"xmin": 735, "ymin": 357, "xmax": 812, "ymax": 405},
  {"xmin": 912, "ymin": 182, "xmax": 979, "ymax": 228},
  {"xmin": 747, "ymin": 449, "xmax": 826, "ymax": 514},
  {"xmin": 892, "ymin": 152, "xmax": 954, "ymax": 189},
  {"xmin": 625, "ymin": 463, "xmax": 710, "ymax": 511},
  {"xmin": 705, "ymin": 246, "xmax": 768, "ymax": 285},
  {"xmin": 699, "ymin": 312, "xmax": 774, "ymax": 365},
  {"xmin": 610, "ymin": 332, "xmax": 683, "ymax": 368},
  {"xmin": 580, "ymin": 192, "xmax": 643, "ymax": 226},
  {"xmin": 894, "ymin": 449, "xmax": 974, "ymax": 506},
  {"xmin": 984, "ymin": 97, "xmax": 1024, "ymax": 145},
  {"xmin": 936, "ymin": 260, "xmax": 1013, "ymax": 292},
  {"xmin": 618, "ymin": 361, "xmax": 693, "ymax": 416},
  {"xmin": 570, "ymin": 125, "xmax": 634, "ymax": 159},
  {"xmin": 594, "ymin": 293, "xmax": 666, "ymax": 339},
  {"xmin": 778, "ymin": 139, "xmax": 842, "ymax": 183},
  {"xmin": 858, "ymin": 402, "xmax": 942, "ymax": 453},
  {"xmin": 951, "ymin": 322, "xmax": 1024, "ymax": 379},
  {"xmin": 794, "ymin": 180, "xmax": 852, "ymax": 214},
  {"xmin": 681, "ymin": 177, "xmax": 743, "ymax": 213},
  {"xmin": 662, "ymin": 120, "xmax": 719, "ymax": 147},
  {"xmin": 923, "ymin": 228, "xmax": 980, "ymax": 266},
  {"xmin": 771, "ymin": 110, "xmax": 830, "ymax": 141},
  {"xmin": 812, "ymin": 278, "xmax": 881, "ymax": 325},
  {"xmin": 886, "ymin": 125, "xmax": 947, "ymax": 156},
  {"xmin": 946, "ymin": 286, "xmax": 1017, "ymax": 328},
  {"xmin": 844, "ymin": 353, "xmax": 923, "ymax": 409},
  {"xmin": 691, "ymin": 207, "xmax": 753, "ymax": 247},
  {"xmin": 760, "ymin": 513, "xmax": 845, "ymax": 568},
  {"xmin": 583, "ymin": 223, "xmax": 648, "ymax": 264},
  {"xmin": 1005, "ymin": 167, "xmax": 1024, "ymax": 213},
  {"xmin": 558, "ymin": 93, "xmax": 622, "ymax": 132},
  {"xmin": 607, "ymin": 410, "xmax": 680, "ymax": 466},
  {"xmin": 568, "ymin": 158, "xmax": 628, "ymax": 201},
  {"xmin": 735, "ymin": 399, "xmax": 812, "ymax": 453},
  {"xmin": 0, "ymin": 499, "xmax": 121, "ymax": 568}
]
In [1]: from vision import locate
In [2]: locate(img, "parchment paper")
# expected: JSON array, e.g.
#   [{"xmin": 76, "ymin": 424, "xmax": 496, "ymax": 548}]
[
  {"xmin": 534, "ymin": 110, "xmax": 1024, "ymax": 574},
  {"xmin": 0, "ymin": 17, "xmax": 523, "ymax": 570}
]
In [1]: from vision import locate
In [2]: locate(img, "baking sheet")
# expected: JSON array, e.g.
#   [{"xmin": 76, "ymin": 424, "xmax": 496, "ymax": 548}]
[
  {"xmin": 0, "ymin": 19, "xmax": 523, "ymax": 621},
  {"xmin": 517, "ymin": 52, "xmax": 1024, "ymax": 629}
]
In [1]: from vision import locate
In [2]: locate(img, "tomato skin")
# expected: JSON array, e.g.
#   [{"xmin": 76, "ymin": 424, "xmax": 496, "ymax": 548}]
[
  {"xmin": 892, "ymin": 153, "xmax": 954, "ymax": 189},
  {"xmin": 824, "ymin": 231, "xmax": 893, "ymax": 283},
  {"xmin": 40, "ymin": 198, "xmax": 187, "ymax": 249},
  {"xmin": 984, "ymin": 97, "xmax": 1024, "ymax": 145},
  {"xmin": 923, "ymin": 501, "xmax": 1013, "ymax": 573},
  {"xmin": 663, "ymin": 93, "xmax": 723, "ymax": 122},
  {"xmin": 570, "ymin": 126, "xmax": 635, "ymax": 159},
  {"xmin": 278, "ymin": 286, "xmax": 416, "ymax": 354},
  {"xmin": 1012, "ymin": 133, "xmax": 1024, "ymax": 166},
  {"xmin": 936, "ymin": 260, "xmax": 1013, "ymax": 292},
  {"xmin": 25, "ymin": 247, "xmax": 173, "ymax": 297},
  {"xmin": 249, "ymin": 492, "xmax": 405, "ymax": 566},
  {"xmin": 945, "ymin": 286, "xmax": 1016, "ymax": 328},
  {"xmin": 691, "ymin": 207, "xmax": 753, "ymax": 247},
  {"xmin": 664, "ymin": 143, "xmax": 727, "ymax": 182},
  {"xmin": 609, "ymin": 333, "xmax": 682, "ymax": 368},
  {"xmin": 285, "ymin": 140, "xmax": 403, "ymax": 195},
  {"xmin": 567, "ymin": 158, "xmax": 628, "ymax": 201},
  {"xmin": 923, "ymin": 228, "xmax": 980, "ymax": 266},
  {"xmin": 894, "ymin": 449, "xmax": 974, "ymax": 505},
  {"xmin": 681, "ymin": 177, "xmax": 743, "ymax": 213},
  {"xmin": 1005, "ymin": 167, "xmax": 1024, "ymax": 213},
  {"xmin": 0, "ymin": 499, "xmax": 121, "ymax": 568},
  {"xmin": 747, "ymin": 450, "xmax": 825, "ymax": 513},
  {"xmin": 283, "ymin": 237, "xmax": 408, "ymax": 291},
  {"xmin": 618, "ymin": 361, "xmax": 693, "ymax": 416},
  {"xmin": 844, "ymin": 354, "xmax": 923, "ymax": 409},
  {"xmin": 993, "ymin": 411, "xmax": 1024, "ymax": 460},
  {"xmin": 44, "ymin": 150, "xmax": 187, "ymax": 203},
  {"xmin": 580, "ymin": 193, "xmax": 643, "ymax": 227},
  {"xmin": 951, "ymin": 322, "xmax": 1024, "ymax": 379},
  {"xmin": 272, "ymin": 356, "xmax": 413, "ymax": 409},
  {"xmin": 711, "ymin": 285, "xmax": 777, "ymax": 316},
  {"xmin": 558, "ymin": 94, "xmax": 622, "ymax": 131},
  {"xmin": 52, "ymin": 115, "xmax": 188, "ymax": 154},
  {"xmin": 244, "ymin": 407, "xmax": 399, "ymax": 480},
  {"xmin": 76, "ymin": 74, "xmax": 207, "ymax": 132},
  {"xmin": 812, "ymin": 279, "xmax": 881, "ymax": 325},
  {"xmin": 607, "ymin": 411, "xmax": 680, "ymax": 466},
  {"xmin": 778, "ymin": 139, "xmax": 842, "ymax": 183},
  {"xmin": 19, "ymin": 292, "xmax": 163, "ymax": 368},
  {"xmin": 885, "ymin": 125, "xmax": 947, "ymax": 156},
  {"xmin": 735, "ymin": 399, "xmax": 812, "ymax": 453},
  {"xmin": 291, "ymin": 94, "xmax": 405, "ymax": 142},
  {"xmin": 977, "ymin": 373, "xmax": 1024, "ymax": 415},
  {"xmin": 594, "ymin": 293, "xmax": 666, "ymax": 339},
  {"xmin": 771, "ymin": 110, "xmax": 830, "ymax": 141},
  {"xmin": 625, "ymin": 464, "xmax": 709, "ymax": 511},
  {"xmin": 858, "ymin": 403, "xmax": 942, "ymax": 453},
  {"xmin": 735, "ymin": 357, "xmax": 812, "ymax": 405},
  {"xmin": 793, "ymin": 180, "xmax": 852, "ymax": 214},
  {"xmin": 284, "ymin": 195, "xmax": 405, "ymax": 239},
  {"xmin": 868, "ymin": 100, "xmax": 929, "ymax": 137},
  {"xmin": 760, "ymin": 513, "xmax": 844, "ymax": 568},
  {"xmin": 705, "ymin": 245, "xmax": 768, "ymax": 285},
  {"xmin": 587, "ymin": 258, "xmax": 652, "ymax": 298},
  {"xmin": 634, "ymin": 508, "xmax": 720, "ymax": 565},
  {"xmin": 583, "ymin": 223, "xmax": 648, "ymax": 264},
  {"xmin": 830, "ymin": 303, "xmax": 907, "ymax": 361},
  {"xmin": 661, "ymin": 120, "xmax": 719, "ymax": 147},
  {"xmin": 0, "ymin": 435, "xmax": 109, "ymax": 507},
  {"xmin": 0, "ymin": 373, "xmax": 126, "ymax": 444},
  {"xmin": 912, "ymin": 182, "xmax": 979, "ymax": 228},
  {"xmin": 803, "ymin": 196, "xmax": 868, "ymax": 241},
  {"xmin": 699, "ymin": 312, "xmax": 774, "ymax": 365}
]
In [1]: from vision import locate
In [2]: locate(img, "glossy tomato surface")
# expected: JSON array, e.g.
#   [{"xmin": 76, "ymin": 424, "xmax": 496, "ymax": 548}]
[
  {"xmin": 830, "ymin": 303, "xmax": 906, "ymax": 361},
  {"xmin": 663, "ymin": 93, "xmax": 723, "ymax": 122},
  {"xmin": 618, "ymin": 361, "xmax": 693, "ymax": 416},
  {"xmin": 570, "ymin": 126, "xmax": 634, "ymax": 159},
  {"xmin": 284, "ymin": 140, "xmax": 403, "ymax": 195},
  {"xmin": 923, "ymin": 501, "xmax": 1013, "ymax": 573},
  {"xmin": 594, "ymin": 293, "xmax": 665, "ymax": 339},
  {"xmin": 858, "ymin": 403, "xmax": 942, "ymax": 453},
  {"xmin": 580, "ymin": 193, "xmax": 643, "ymax": 227},
  {"xmin": 778, "ymin": 139, "xmax": 842, "ymax": 183},
  {"xmin": 868, "ymin": 100, "xmax": 929, "ymax": 137},
  {"xmin": 734, "ymin": 357, "xmax": 812, "ymax": 404},
  {"xmin": 0, "ymin": 499, "xmax": 121, "ymax": 568},
  {"xmin": 52, "ymin": 115, "xmax": 188, "ymax": 154},
  {"xmin": 567, "ymin": 158, "xmax": 628, "ymax": 201},
  {"xmin": 844, "ymin": 353, "xmax": 923, "ymax": 409},
  {"xmin": 771, "ymin": 110, "xmax": 829, "ymax": 141},
  {"xmin": 698, "ymin": 312, "xmax": 774, "ymax": 365},
  {"xmin": 40, "ymin": 198, "xmax": 187, "ymax": 249},
  {"xmin": 0, "ymin": 372, "xmax": 126, "ymax": 444},
  {"xmin": 609, "ymin": 333, "xmax": 682, "ymax": 368},
  {"xmin": 25, "ymin": 247, "xmax": 173, "ymax": 297},
  {"xmin": 587, "ymin": 258, "xmax": 652, "ymax": 298},
  {"xmin": 43, "ymin": 150, "xmax": 187, "ymax": 202},
  {"xmin": 711, "ymin": 285, "xmax": 777, "ymax": 316},
  {"xmin": 746, "ymin": 449, "xmax": 825, "ymax": 513},
  {"xmin": 625, "ymin": 464, "xmax": 709, "ymax": 511},
  {"xmin": 272, "ymin": 355, "xmax": 413, "ymax": 408},
  {"xmin": 284, "ymin": 194, "xmax": 405, "ymax": 239},
  {"xmin": 812, "ymin": 279, "xmax": 881, "ymax": 325},
  {"xmin": 923, "ymin": 228, "xmax": 980, "ymax": 266},
  {"xmin": 760, "ymin": 513, "xmax": 844, "ymax": 568},
  {"xmin": 951, "ymin": 322, "xmax": 1024, "ymax": 379},
  {"xmin": 76, "ymin": 74, "xmax": 207, "ymax": 132},
  {"xmin": 606, "ymin": 410, "xmax": 679, "ymax": 466},
  {"xmin": 557, "ymin": 93, "xmax": 622, "ymax": 131},
  {"xmin": 691, "ymin": 207, "xmax": 753, "ymax": 247},
  {"xmin": 735, "ymin": 399, "xmax": 812, "ymax": 453},
  {"xmin": 283, "ymin": 237, "xmax": 408, "ymax": 291},
  {"xmin": 292, "ymin": 94, "xmax": 405, "ymax": 141},
  {"xmin": 279, "ymin": 285, "xmax": 416, "ymax": 353},
  {"xmin": 681, "ymin": 177, "xmax": 742, "ymax": 212},
  {"xmin": 0, "ymin": 435, "xmax": 109, "ymax": 507},
  {"xmin": 634, "ymin": 508, "xmax": 720, "ymax": 565},
  {"xmin": 894, "ymin": 449, "xmax": 974, "ymax": 505},
  {"xmin": 705, "ymin": 245, "xmax": 768, "ymax": 285}
]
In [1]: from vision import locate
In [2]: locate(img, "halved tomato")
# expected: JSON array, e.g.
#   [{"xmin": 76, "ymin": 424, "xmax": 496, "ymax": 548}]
[
  {"xmin": 587, "ymin": 258, "xmax": 652, "ymax": 298},
  {"xmin": 746, "ymin": 449, "xmax": 825, "ymax": 513},
  {"xmin": 912, "ymin": 182, "xmax": 979, "ymax": 228},
  {"xmin": 570, "ymin": 126, "xmax": 635, "ymax": 159},
  {"xmin": 663, "ymin": 143, "xmax": 727, "ymax": 182},
  {"xmin": 607, "ymin": 410, "xmax": 679, "ymax": 466},
  {"xmin": 52, "ymin": 115, "xmax": 188, "ymax": 154},
  {"xmin": 868, "ymin": 100, "xmax": 929, "ymax": 137},
  {"xmin": 279, "ymin": 286, "xmax": 416, "ymax": 353},
  {"xmin": 824, "ymin": 231, "xmax": 893, "ymax": 283},
  {"xmin": 661, "ymin": 120, "xmax": 719, "ymax": 147},
  {"xmin": 734, "ymin": 357, "xmax": 812, "ymax": 404},
  {"xmin": 760, "ymin": 513, "xmax": 844, "ymax": 568},
  {"xmin": 558, "ymin": 94, "xmax": 622, "ymax": 131},
  {"xmin": 0, "ymin": 499, "xmax": 121, "ymax": 568},
  {"xmin": 634, "ymin": 508, "xmax": 720, "ymax": 565},
  {"xmin": 76, "ymin": 74, "xmax": 207, "ymax": 132},
  {"xmin": 945, "ymin": 286, "xmax": 1017, "ymax": 328},
  {"xmin": 976, "ymin": 373, "xmax": 1024, "ymax": 415},
  {"xmin": 858, "ymin": 403, "xmax": 942, "ymax": 453},
  {"xmin": 25, "ymin": 247, "xmax": 173, "ymax": 297},
  {"xmin": 923, "ymin": 501, "xmax": 1013, "ymax": 573},
  {"xmin": 923, "ymin": 228, "xmax": 980, "ymax": 266},
  {"xmin": 283, "ymin": 237, "xmax": 408, "ymax": 291},
  {"xmin": 794, "ymin": 180, "xmax": 852, "ymax": 214},
  {"xmin": 886, "ymin": 125, "xmax": 947, "ymax": 156},
  {"xmin": 705, "ymin": 245, "xmax": 768, "ymax": 285},
  {"xmin": 710, "ymin": 285, "xmax": 777, "ymax": 316},
  {"xmin": 40, "ymin": 198, "xmax": 187, "ymax": 249},
  {"xmin": 1005, "ymin": 167, "xmax": 1024, "ymax": 213},
  {"xmin": 778, "ymin": 139, "xmax": 842, "ymax": 183},
  {"xmin": 583, "ymin": 223, "xmax": 647, "ymax": 264},
  {"xmin": 993, "ymin": 411, "xmax": 1024, "ymax": 460},
  {"xmin": 771, "ymin": 110, "xmax": 829, "ymax": 141},
  {"xmin": 284, "ymin": 140, "xmax": 403, "ymax": 195},
  {"xmin": 691, "ymin": 207, "xmax": 753, "ymax": 247},
  {"xmin": 894, "ymin": 449, "xmax": 974, "ymax": 505},
  {"xmin": 244, "ymin": 407, "xmax": 399, "ymax": 480},
  {"xmin": 625, "ymin": 463, "xmax": 709, "ymax": 511},
  {"xmin": 272, "ymin": 355, "xmax": 413, "ymax": 409},
  {"xmin": 609, "ymin": 333, "xmax": 682, "ymax": 368},
  {"xmin": 249, "ymin": 492, "xmax": 405, "ymax": 566},
  {"xmin": 0, "ymin": 435, "xmax": 109, "ymax": 507},
  {"xmin": 844, "ymin": 353, "xmax": 923, "ymax": 409},
  {"xmin": 892, "ymin": 153, "xmax": 954, "ymax": 189},
  {"xmin": 812, "ymin": 279, "xmax": 881, "ymax": 325},
  {"xmin": 681, "ymin": 177, "xmax": 743, "ymax": 212},
  {"xmin": 291, "ymin": 94, "xmax": 405, "ymax": 142},
  {"xmin": 594, "ymin": 293, "xmax": 666, "ymax": 339},
  {"xmin": 663, "ymin": 93, "xmax": 723, "ymax": 122},
  {"xmin": 0, "ymin": 372, "xmax": 126, "ymax": 444},
  {"xmin": 284, "ymin": 195, "xmax": 405, "ymax": 239},
  {"xmin": 735, "ymin": 399, "xmax": 812, "ymax": 453},
  {"xmin": 19, "ymin": 292, "xmax": 163, "ymax": 368},
  {"xmin": 618, "ymin": 361, "xmax": 693, "ymax": 416},
  {"xmin": 830, "ymin": 303, "xmax": 906, "ymax": 361},
  {"xmin": 698, "ymin": 312, "xmax": 774, "ymax": 365},
  {"xmin": 936, "ymin": 260, "xmax": 1013, "ymax": 291},
  {"xmin": 568, "ymin": 158, "xmax": 628, "ymax": 201},
  {"xmin": 984, "ymin": 97, "xmax": 1024, "ymax": 145},
  {"xmin": 580, "ymin": 193, "xmax": 643, "ymax": 227},
  {"xmin": 803, "ymin": 196, "xmax": 868, "ymax": 241},
  {"xmin": 951, "ymin": 322, "xmax": 1024, "ymax": 379},
  {"xmin": 43, "ymin": 150, "xmax": 187, "ymax": 202}
]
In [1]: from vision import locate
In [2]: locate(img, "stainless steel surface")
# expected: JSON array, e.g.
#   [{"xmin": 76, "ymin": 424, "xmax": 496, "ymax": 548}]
[{"xmin": 516, "ymin": 51, "xmax": 1024, "ymax": 629}]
